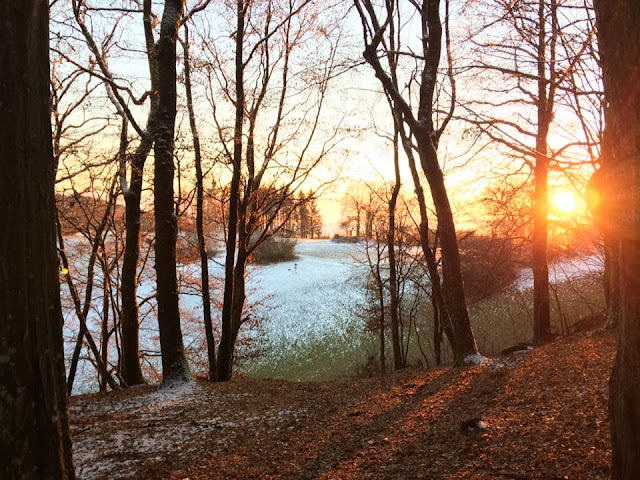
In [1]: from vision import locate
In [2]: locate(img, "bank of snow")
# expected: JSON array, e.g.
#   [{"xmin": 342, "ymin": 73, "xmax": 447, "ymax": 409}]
[{"xmin": 513, "ymin": 255, "xmax": 603, "ymax": 291}]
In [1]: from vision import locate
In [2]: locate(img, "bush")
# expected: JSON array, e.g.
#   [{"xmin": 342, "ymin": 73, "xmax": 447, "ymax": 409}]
[
  {"xmin": 176, "ymin": 229, "xmax": 200, "ymax": 263},
  {"xmin": 251, "ymin": 235, "xmax": 297, "ymax": 264},
  {"xmin": 459, "ymin": 232, "xmax": 522, "ymax": 304},
  {"xmin": 332, "ymin": 234, "xmax": 361, "ymax": 244}
]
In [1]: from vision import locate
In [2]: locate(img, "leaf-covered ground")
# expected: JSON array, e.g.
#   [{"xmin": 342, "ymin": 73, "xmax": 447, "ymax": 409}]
[{"xmin": 71, "ymin": 328, "xmax": 614, "ymax": 479}]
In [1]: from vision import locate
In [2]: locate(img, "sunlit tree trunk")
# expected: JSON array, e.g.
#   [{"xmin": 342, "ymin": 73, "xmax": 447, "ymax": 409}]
[
  {"xmin": 532, "ymin": 0, "xmax": 557, "ymax": 345},
  {"xmin": 0, "ymin": 0, "xmax": 74, "ymax": 476},
  {"xmin": 593, "ymin": 1, "xmax": 640, "ymax": 477}
]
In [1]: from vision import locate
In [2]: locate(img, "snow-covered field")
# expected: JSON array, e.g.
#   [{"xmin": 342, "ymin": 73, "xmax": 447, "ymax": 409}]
[
  {"xmin": 62, "ymin": 238, "xmax": 604, "ymax": 394},
  {"xmin": 63, "ymin": 239, "xmax": 370, "ymax": 394}
]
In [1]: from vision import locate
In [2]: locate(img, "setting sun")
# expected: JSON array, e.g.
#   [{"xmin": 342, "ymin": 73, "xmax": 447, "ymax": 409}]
[{"xmin": 552, "ymin": 190, "xmax": 579, "ymax": 214}]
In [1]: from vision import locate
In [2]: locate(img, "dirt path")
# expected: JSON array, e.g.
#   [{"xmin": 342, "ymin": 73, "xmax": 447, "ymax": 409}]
[{"xmin": 71, "ymin": 329, "xmax": 614, "ymax": 479}]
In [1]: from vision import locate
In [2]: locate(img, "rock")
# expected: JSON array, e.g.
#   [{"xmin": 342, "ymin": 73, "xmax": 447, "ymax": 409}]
[
  {"xmin": 460, "ymin": 417, "xmax": 488, "ymax": 432},
  {"xmin": 501, "ymin": 344, "xmax": 532, "ymax": 355}
]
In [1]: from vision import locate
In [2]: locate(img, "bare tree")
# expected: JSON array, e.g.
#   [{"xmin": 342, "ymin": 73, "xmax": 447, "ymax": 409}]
[
  {"xmin": 68, "ymin": 0, "xmax": 158, "ymax": 385},
  {"xmin": 0, "ymin": 0, "xmax": 74, "ymax": 476},
  {"xmin": 197, "ymin": 0, "xmax": 343, "ymax": 380},
  {"xmin": 460, "ymin": 0, "xmax": 599, "ymax": 344},
  {"xmin": 57, "ymin": 175, "xmax": 121, "ymax": 393},
  {"xmin": 354, "ymin": 0, "xmax": 479, "ymax": 365}
]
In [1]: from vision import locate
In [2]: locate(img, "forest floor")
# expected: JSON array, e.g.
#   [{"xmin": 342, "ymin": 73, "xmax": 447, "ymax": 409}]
[{"xmin": 71, "ymin": 327, "xmax": 614, "ymax": 480}]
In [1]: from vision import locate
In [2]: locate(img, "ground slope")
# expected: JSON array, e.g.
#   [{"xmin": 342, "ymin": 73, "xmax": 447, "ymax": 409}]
[{"xmin": 71, "ymin": 329, "xmax": 614, "ymax": 479}]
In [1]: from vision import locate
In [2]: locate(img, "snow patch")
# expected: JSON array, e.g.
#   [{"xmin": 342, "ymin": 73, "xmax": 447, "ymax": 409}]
[
  {"xmin": 463, "ymin": 353, "xmax": 490, "ymax": 366},
  {"xmin": 513, "ymin": 255, "xmax": 603, "ymax": 291}
]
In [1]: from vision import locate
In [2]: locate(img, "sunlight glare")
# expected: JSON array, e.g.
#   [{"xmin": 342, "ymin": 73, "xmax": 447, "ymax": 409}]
[{"xmin": 552, "ymin": 191, "xmax": 578, "ymax": 214}]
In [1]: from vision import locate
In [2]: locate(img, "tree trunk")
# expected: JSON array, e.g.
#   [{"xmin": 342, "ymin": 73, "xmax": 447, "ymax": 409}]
[
  {"xmin": 432, "ymin": 294, "xmax": 442, "ymax": 366},
  {"xmin": 388, "ymin": 126, "xmax": 403, "ymax": 370},
  {"xmin": 154, "ymin": 0, "xmax": 191, "ymax": 383},
  {"xmin": 532, "ymin": 0, "xmax": 554, "ymax": 345},
  {"xmin": 100, "ymin": 255, "xmax": 111, "ymax": 392},
  {"xmin": 229, "ymin": 248, "xmax": 249, "ymax": 378},
  {"xmin": 416, "ymin": 135, "xmax": 478, "ymax": 364},
  {"xmin": 118, "ymin": 0, "xmax": 158, "ymax": 387},
  {"xmin": 532, "ymin": 141, "xmax": 551, "ymax": 344},
  {"xmin": 183, "ymin": 24, "xmax": 216, "ymax": 381},
  {"xmin": 0, "ymin": 1, "xmax": 75, "ymax": 476},
  {"xmin": 593, "ymin": 1, "xmax": 640, "ymax": 477},
  {"xmin": 217, "ymin": 0, "xmax": 245, "ymax": 382},
  {"xmin": 120, "ymin": 143, "xmax": 152, "ymax": 385}
]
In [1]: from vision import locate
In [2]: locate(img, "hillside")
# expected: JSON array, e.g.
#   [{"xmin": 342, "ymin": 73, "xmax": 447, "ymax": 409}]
[{"xmin": 71, "ymin": 328, "xmax": 615, "ymax": 479}]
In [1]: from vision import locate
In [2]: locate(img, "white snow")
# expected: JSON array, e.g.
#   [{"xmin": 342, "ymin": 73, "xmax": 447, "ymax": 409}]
[
  {"xmin": 62, "ymin": 238, "xmax": 368, "ymax": 393},
  {"xmin": 61, "ymin": 237, "xmax": 604, "ymax": 394},
  {"xmin": 463, "ymin": 353, "xmax": 490, "ymax": 366},
  {"xmin": 513, "ymin": 254, "xmax": 604, "ymax": 291},
  {"xmin": 71, "ymin": 380, "xmax": 308, "ymax": 479}
]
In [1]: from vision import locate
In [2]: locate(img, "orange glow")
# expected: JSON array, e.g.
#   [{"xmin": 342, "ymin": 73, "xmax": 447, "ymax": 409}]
[{"xmin": 552, "ymin": 190, "xmax": 578, "ymax": 214}]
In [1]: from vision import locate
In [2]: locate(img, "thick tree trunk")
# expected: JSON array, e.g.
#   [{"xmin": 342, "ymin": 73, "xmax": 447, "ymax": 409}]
[
  {"xmin": 154, "ymin": 0, "xmax": 191, "ymax": 383},
  {"xmin": 593, "ymin": 1, "xmax": 640, "ymax": 477},
  {"xmin": 0, "ymin": 1, "xmax": 75, "ymax": 477},
  {"xmin": 416, "ymin": 136, "xmax": 478, "ymax": 364},
  {"xmin": 532, "ymin": 143, "xmax": 551, "ymax": 344}
]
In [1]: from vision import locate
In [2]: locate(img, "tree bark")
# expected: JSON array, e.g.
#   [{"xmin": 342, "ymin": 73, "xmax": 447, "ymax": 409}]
[
  {"xmin": 593, "ymin": 1, "xmax": 640, "ymax": 477},
  {"xmin": 0, "ymin": 0, "xmax": 75, "ymax": 476},
  {"xmin": 154, "ymin": 0, "xmax": 191, "ymax": 383}
]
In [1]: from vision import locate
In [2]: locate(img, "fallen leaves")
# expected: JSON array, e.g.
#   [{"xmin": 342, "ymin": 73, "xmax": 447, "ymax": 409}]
[{"xmin": 71, "ymin": 329, "xmax": 615, "ymax": 479}]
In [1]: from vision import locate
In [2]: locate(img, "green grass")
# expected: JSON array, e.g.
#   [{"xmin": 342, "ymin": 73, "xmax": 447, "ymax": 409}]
[
  {"xmin": 242, "ymin": 273, "xmax": 606, "ymax": 381},
  {"xmin": 244, "ymin": 323, "xmax": 378, "ymax": 381}
]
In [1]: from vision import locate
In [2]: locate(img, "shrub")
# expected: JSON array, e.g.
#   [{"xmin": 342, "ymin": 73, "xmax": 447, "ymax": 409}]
[
  {"xmin": 176, "ymin": 229, "xmax": 200, "ymax": 263},
  {"xmin": 332, "ymin": 234, "xmax": 361, "ymax": 244},
  {"xmin": 251, "ymin": 235, "xmax": 297, "ymax": 264},
  {"xmin": 459, "ymin": 232, "xmax": 522, "ymax": 304}
]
